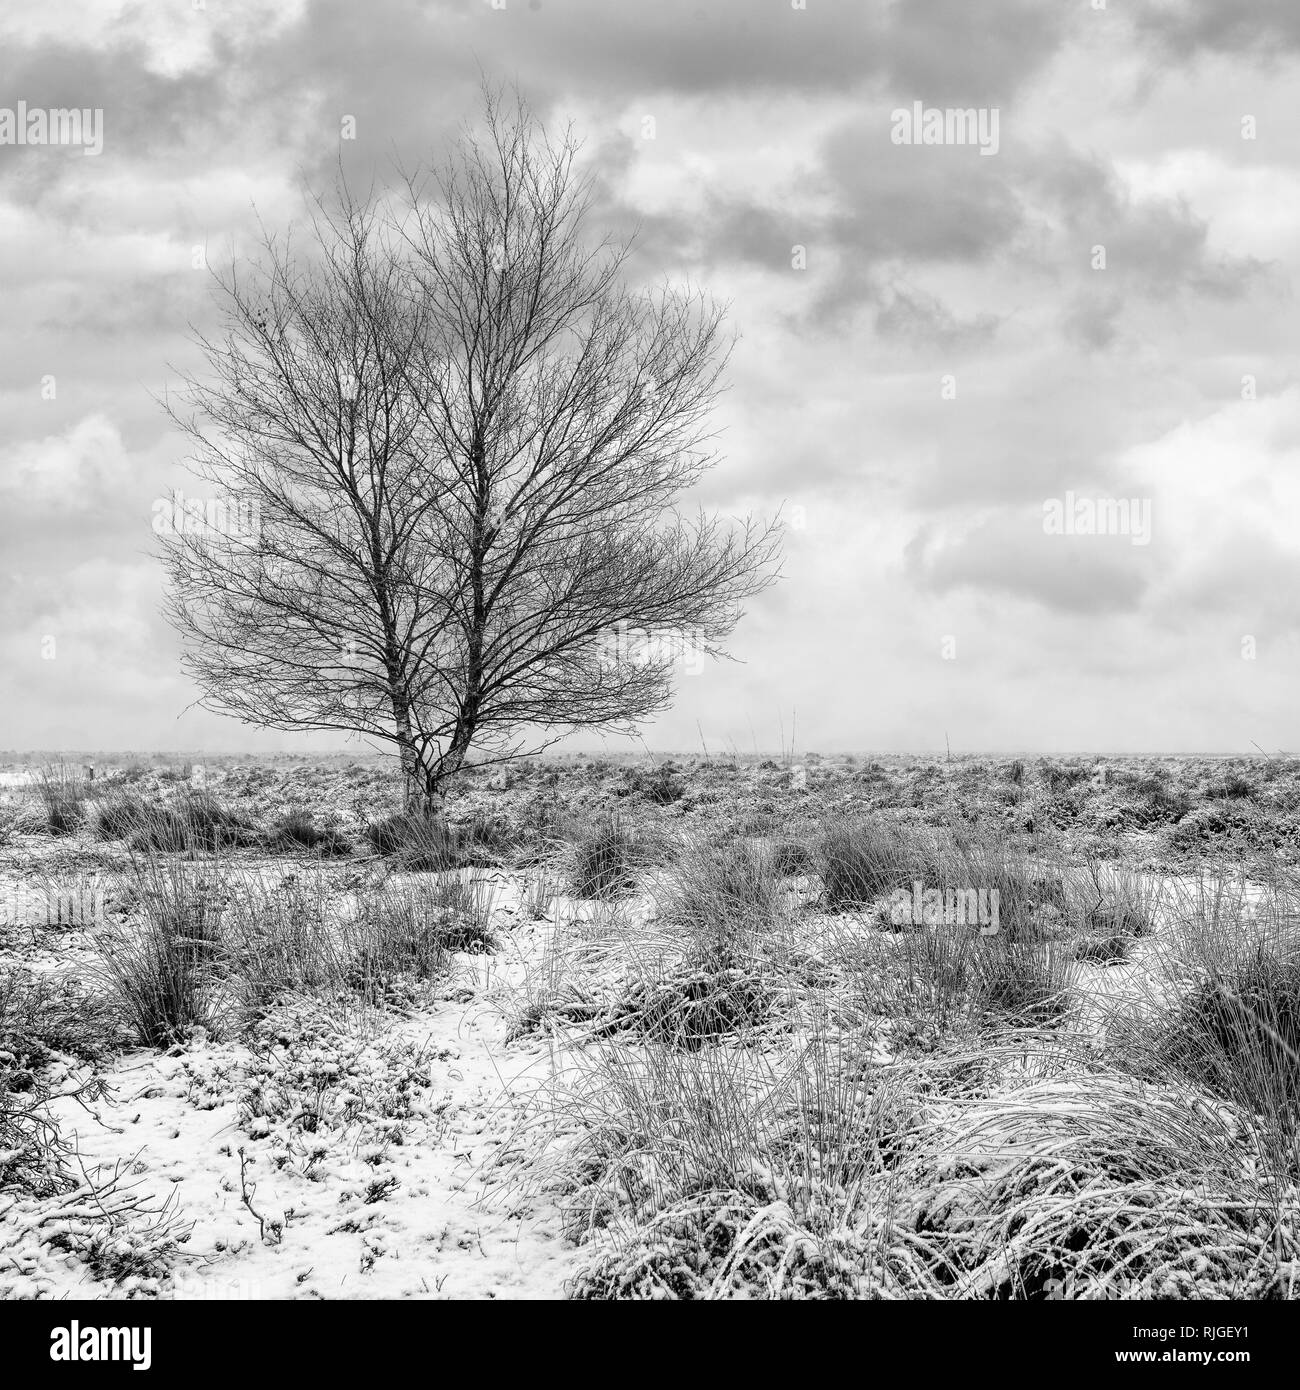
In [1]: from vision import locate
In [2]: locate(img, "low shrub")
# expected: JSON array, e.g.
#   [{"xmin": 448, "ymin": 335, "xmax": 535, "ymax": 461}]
[{"xmin": 0, "ymin": 969, "xmax": 119, "ymax": 1067}]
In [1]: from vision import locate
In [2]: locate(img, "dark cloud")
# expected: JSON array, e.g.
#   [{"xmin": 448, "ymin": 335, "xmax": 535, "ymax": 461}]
[
  {"xmin": 1132, "ymin": 0, "xmax": 1300, "ymax": 59},
  {"xmin": 881, "ymin": 0, "xmax": 1073, "ymax": 104},
  {"xmin": 904, "ymin": 514, "xmax": 1153, "ymax": 615}
]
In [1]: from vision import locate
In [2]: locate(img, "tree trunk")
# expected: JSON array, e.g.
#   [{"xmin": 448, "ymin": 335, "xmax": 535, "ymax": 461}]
[{"xmin": 389, "ymin": 684, "xmax": 427, "ymax": 816}]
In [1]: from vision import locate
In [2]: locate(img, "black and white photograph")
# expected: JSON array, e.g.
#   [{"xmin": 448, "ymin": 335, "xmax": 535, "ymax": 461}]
[{"xmin": 0, "ymin": 0, "xmax": 1296, "ymax": 1344}]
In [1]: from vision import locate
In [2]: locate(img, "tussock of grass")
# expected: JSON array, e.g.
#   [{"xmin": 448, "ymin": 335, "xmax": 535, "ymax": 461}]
[
  {"xmin": 266, "ymin": 807, "xmax": 352, "ymax": 856},
  {"xmin": 33, "ymin": 766, "xmax": 88, "ymax": 836},
  {"xmin": 366, "ymin": 812, "xmax": 458, "ymax": 869},
  {"xmin": 93, "ymin": 857, "xmax": 228, "ymax": 1046},
  {"xmin": 838, "ymin": 922, "xmax": 1074, "ymax": 1037},
  {"xmin": 1125, "ymin": 899, "xmax": 1300, "ymax": 1131},
  {"xmin": 94, "ymin": 910, "xmax": 221, "ymax": 1047},
  {"xmin": 1162, "ymin": 945, "xmax": 1300, "ymax": 1122},
  {"xmin": 93, "ymin": 793, "xmax": 153, "ymax": 841},
  {"xmin": 620, "ymin": 764, "xmax": 686, "ymax": 805},
  {"xmin": 569, "ymin": 819, "xmax": 642, "ymax": 899},
  {"xmin": 221, "ymin": 872, "xmax": 348, "ymax": 1019},
  {"xmin": 816, "ymin": 818, "xmax": 943, "ymax": 909},
  {"xmin": 655, "ymin": 837, "xmax": 789, "ymax": 956},
  {"xmin": 766, "ymin": 840, "xmax": 814, "ymax": 878},
  {"xmin": 119, "ymin": 791, "xmax": 260, "ymax": 853},
  {"xmin": 343, "ymin": 880, "xmax": 478, "ymax": 1005},
  {"xmin": 173, "ymin": 790, "xmax": 261, "ymax": 850},
  {"xmin": 452, "ymin": 812, "xmax": 515, "ymax": 865}
]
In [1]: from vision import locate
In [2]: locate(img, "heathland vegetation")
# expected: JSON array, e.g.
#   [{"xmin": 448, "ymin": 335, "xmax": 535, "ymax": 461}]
[{"xmin": 2, "ymin": 751, "xmax": 1298, "ymax": 1299}]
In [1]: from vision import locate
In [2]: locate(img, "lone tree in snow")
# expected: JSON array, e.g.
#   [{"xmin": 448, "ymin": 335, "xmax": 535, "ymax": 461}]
[{"xmin": 159, "ymin": 89, "xmax": 782, "ymax": 811}]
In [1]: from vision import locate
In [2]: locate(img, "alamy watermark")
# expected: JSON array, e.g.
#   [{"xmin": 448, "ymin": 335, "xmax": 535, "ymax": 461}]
[
  {"xmin": 0, "ymin": 886, "xmax": 105, "ymax": 928},
  {"xmin": 891, "ymin": 102, "xmax": 1000, "ymax": 156},
  {"xmin": 888, "ymin": 881, "xmax": 1001, "ymax": 935},
  {"xmin": 1042, "ymin": 492, "xmax": 1151, "ymax": 546},
  {"xmin": 49, "ymin": 1322, "xmax": 150, "ymax": 1370},
  {"xmin": 0, "ymin": 102, "xmax": 103, "ymax": 156},
  {"xmin": 595, "ymin": 622, "xmax": 706, "ymax": 677},
  {"xmin": 152, "ymin": 491, "xmax": 261, "ymax": 540}
]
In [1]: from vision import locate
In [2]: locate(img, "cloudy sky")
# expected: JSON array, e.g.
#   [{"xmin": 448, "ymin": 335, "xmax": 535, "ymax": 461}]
[{"xmin": 1, "ymin": 0, "xmax": 1298, "ymax": 756}]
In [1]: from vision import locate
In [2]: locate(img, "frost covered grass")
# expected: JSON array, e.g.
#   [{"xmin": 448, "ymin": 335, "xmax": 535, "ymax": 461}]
[
  {"xmin": 541, "ymin": 1029, "xmax": 1300, "ymax": 1300},
  {"xmin": 503, "ymin": 828, "xmax": 1300, "ymax": 1298}
]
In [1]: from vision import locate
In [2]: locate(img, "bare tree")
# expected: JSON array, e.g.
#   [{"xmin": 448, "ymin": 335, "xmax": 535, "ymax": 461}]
[{"xmin": 160, "ymin": 89, "xmax": 781, "ymax": 812}]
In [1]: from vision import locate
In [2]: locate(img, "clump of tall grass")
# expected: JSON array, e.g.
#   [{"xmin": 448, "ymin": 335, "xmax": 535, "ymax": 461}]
[
  {"xmin": 365, "ymin": 812, "xmax": 458, "ymax": 869},
  {"xmin": 569, "ymin": 818, "xmax": 641, "ymax": 899},
  {"xmin": 965, "ymin": 937, "xmax": 1073, "ymax": 1025},
  {"xmin": 172, "ymin": 789, "xmax": 261, "ymax": 850},
  {"xmin": 1066, "ymin": 860, "xmax": 1163, "ymax": 939},
  {"xmin": 33, "ymin": 765, "xmax": 88, "ymax": 836},
  {"xmin": 453, "ymin": 811, "xmax": 515, "ymax": 865},
  {"xmin": 93, "ymin": 857, "xmax": 228, "ymax": 1046},
  {"xmin": 266, "ymin": 807, "xmax": 351, "ymax": 856},
  {"xmin": 949, "ymin": 836, "xmax": 1067, "ymax": 944},
  {"xmin": 1207, "ymin": 772, "xmax": 1256, "ymax": 801},
  {"xmin": 126, "ymin": 808, "xmax": 191, "ymax": 853},
  {"xmin": 522, "ymin": 873, "xmax": 556, "ymax": 921},
  {"xmin": 610, "ymin": 837, "xmax": 800, "ymax": 1050},
  {"xmin": 220, "ymin": 872, "xmax": 348, "ymax": 1020},
  {"xmin": 654, "ymin": 837, "xmax": 789, "ymax": 965},
  {"xmin": 343, "ymin": 880, "xmax": 464, "ymax": 1005},
  {"xmin": 815, "ymin": 818, "xmax": 944, "ymax": 909},
  {"xmin": 1104, "ymin": 879, "xmax": 1300, "ymax": 1176},
  {"xmin": 913, "ymin": 1060, "xmax": 1299, "ymax": 1299},
  {"xmin": 538, "ymin": 1028, "xmax": 1300, "ymax": 1300},
  {"xmin": 93, "ymin": 792, "xmax": 153, "ymax": 841},
  {"xmin": 766, "ymin": 839, "xmax": 814, "ymax": 878},
  {"xmin": 832, "ymin": 905, "xmax": 1073, "ymax": 1038},
  {"xmin": 529, "ymin": 1023, "xmax": 942, "ymax": 1297},
  {"xmin": 119, "ymin": 790, "xmax": 259, "ymax": 853},
  {"xmin": 419, "ymin": 874, "xmax": 500, "ymax": 954},
  {"xmin": 1162, "ymin": 944, "xmax": 1300, "ymax": 1122}
]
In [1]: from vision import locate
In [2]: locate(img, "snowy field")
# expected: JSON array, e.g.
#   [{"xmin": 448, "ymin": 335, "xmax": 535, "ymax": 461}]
[{"xmin": 3, "ymin": 754, "xmax": 1300, "ymax": 1300}]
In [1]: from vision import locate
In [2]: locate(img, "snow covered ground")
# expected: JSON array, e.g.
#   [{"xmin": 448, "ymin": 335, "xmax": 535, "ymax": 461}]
[
  {"xmin": 0, "ymin": 864, "xmax": 585, "ymax": 1300},
  {"xmin": 5, "ymin": 754, "xmax": 1300, "ymax": 1301}
]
